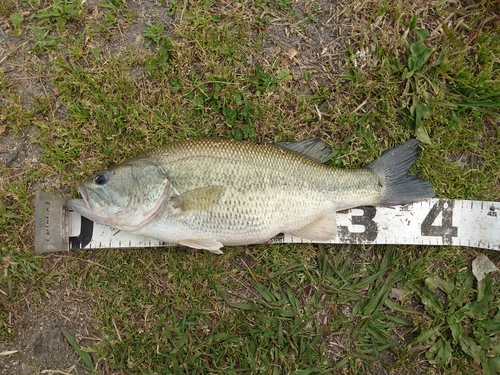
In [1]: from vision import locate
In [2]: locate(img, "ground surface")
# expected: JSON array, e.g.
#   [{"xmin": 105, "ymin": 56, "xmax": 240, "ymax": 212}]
[{"xmin": 1, "ymin": 0, "xmax": 499, "ymax": 374}]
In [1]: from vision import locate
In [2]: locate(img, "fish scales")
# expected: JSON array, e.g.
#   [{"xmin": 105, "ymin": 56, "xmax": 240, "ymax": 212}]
[
  {"xmin": 147, "ymin": 138, "xmax": 381, "ymax": 206},
  {"xmin": 140, "ymin": 139, "xmax": 381, "ymax": 245}
]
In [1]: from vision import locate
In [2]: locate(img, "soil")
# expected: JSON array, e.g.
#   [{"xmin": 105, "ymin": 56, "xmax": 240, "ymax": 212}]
[{"xmin": 0, "ymin": 280, "xmax": 94, "ymax": 375}]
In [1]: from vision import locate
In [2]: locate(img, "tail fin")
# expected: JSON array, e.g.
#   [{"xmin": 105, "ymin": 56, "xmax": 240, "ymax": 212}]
[{"xmin": 366, "ymin": 139, "xmax": 434, "ymax": 205}]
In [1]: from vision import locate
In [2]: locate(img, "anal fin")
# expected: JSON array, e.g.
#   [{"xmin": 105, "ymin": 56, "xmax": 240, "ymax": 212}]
[{"xmin": 287, "ymin": 212, "xmax": 337, "ymax": 241}]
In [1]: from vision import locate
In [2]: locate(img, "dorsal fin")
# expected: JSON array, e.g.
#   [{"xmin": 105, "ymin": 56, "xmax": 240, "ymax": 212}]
[{"xmin": 275, "ymin": 138, "xmax": 332, "ymax": 163}]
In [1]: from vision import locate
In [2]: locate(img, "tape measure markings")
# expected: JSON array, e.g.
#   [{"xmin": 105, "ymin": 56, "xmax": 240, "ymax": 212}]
[{"xmin": 34, "ymin": 191, "xmax": 499, "ymax": 253}]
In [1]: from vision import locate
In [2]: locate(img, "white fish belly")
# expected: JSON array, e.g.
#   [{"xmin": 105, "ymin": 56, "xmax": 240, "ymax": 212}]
[{"xmin": 148, "ymin": 170, "xmax": 339, "ymax": 245}]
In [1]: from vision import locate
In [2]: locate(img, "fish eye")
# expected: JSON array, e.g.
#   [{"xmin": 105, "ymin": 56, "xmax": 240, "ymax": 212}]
[{"xmin": 94, "ymin": 171, "xmax": 110, "ymax": 185}]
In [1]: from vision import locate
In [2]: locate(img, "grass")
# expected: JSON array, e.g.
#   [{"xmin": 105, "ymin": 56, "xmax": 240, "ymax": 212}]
[{"xmin": 0, "ymin": 0, "xmax": 499, "ymax": 373}]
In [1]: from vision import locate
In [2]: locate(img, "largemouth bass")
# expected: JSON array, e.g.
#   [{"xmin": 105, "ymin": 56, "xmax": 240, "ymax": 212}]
[{"xmin": 66, "ymin": 138, "xmax": 434, "ymax": 254}]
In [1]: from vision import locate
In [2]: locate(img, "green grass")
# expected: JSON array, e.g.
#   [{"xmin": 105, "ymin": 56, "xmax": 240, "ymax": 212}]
[{"xmin": 0, "ymin": 0, "xmax": 499, "ymax": 373}]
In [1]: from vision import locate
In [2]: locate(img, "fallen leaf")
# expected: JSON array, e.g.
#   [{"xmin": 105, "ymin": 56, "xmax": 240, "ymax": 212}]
[
  {"xmin": 415, "ymin": 124, "xmax": 431, "ymax": 144},
  {"xmin": 288, "ymin": 47, "xmax": 298, "ymax": 59},
  {"xmin": 281, "ymin": 55, "xmax": 290, "ymax": 68},
  {"xmin": 0, "ymin": 125, "xmax": 7, "ymax": 135},
  {"xmin": 472, "ymin": 254, "xmax": 498, "ymax": 282},
  {"xmin": 389, "ymin": 287, "xmax": 405, "ymax": 302}
]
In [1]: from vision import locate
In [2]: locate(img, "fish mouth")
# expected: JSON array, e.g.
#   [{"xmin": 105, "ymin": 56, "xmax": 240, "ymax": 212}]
[
  {"xmin": 76, "ymin": 183, "xmax": 108, "ymax": 214},
  {"xmin": 77, "ymin": 183, "xmax": 91, "ymax": 210}
]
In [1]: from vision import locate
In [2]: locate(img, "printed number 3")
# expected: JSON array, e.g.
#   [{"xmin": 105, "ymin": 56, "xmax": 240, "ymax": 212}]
[{"xmin": 338, "ymin": 206, "xmax": 378, "ymax": 242}]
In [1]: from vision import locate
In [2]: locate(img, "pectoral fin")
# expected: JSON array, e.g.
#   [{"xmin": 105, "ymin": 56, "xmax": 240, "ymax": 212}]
[
  {"xmin": 179, "ymin": 238, "xmax": 224, "ymax": 254},
  {"xmin": 287, "ymin": 212, "xmax": 337, "ymax": 241},
  {"xmin": 171, "ymin": 186, "xmax": 224, "ymax": 212}
]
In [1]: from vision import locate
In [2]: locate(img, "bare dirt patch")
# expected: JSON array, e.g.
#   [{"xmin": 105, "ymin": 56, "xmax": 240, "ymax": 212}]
[
  {"xmin": 262, "ymin": 0, "xmax": 351, "ymax": 83},
  {"xmin": 1, "ymin": 277, "xmax": 94, "ymax": 375},
  {"xmin": 0, "ymin": 129, "xmax": 42, "ymax": 169}
]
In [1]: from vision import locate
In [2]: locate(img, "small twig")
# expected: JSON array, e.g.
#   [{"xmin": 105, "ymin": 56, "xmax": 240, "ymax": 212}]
[
  {"xmin": 352, "ymin": 99, "xmax": 368, "ymax": 114},
  {"xmin": 314, "ymin": 104, "xmax": 322, "ymax": 120},
  {"xmin": 41, "ymin": 367, "xmax": 76, "ymax": 375},
  {"xmin": 112, "ymin": 317, "xmax": 122, "ymax": 342}
]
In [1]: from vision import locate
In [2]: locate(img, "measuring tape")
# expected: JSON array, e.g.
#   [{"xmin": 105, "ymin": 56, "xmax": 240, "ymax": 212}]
[{"xmin": 34, "ymin": 190, "xmax": 500, "ymax": 253}]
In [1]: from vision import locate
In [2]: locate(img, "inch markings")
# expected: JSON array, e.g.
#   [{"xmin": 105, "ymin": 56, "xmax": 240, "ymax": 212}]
[{"xmin": 34, "ymin": 192, "xmax": 500, "ymax": 252}]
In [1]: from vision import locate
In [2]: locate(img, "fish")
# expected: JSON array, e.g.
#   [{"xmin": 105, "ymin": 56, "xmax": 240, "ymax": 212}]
[{"xmin": 66, "ymin": 138, "xmax": 434, "ymax": 254}]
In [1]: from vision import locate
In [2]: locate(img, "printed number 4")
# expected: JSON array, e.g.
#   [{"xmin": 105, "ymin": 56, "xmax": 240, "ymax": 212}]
[{"xmin": 421, "ymin": 200, "xmax": 458, "ymax": 245}]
